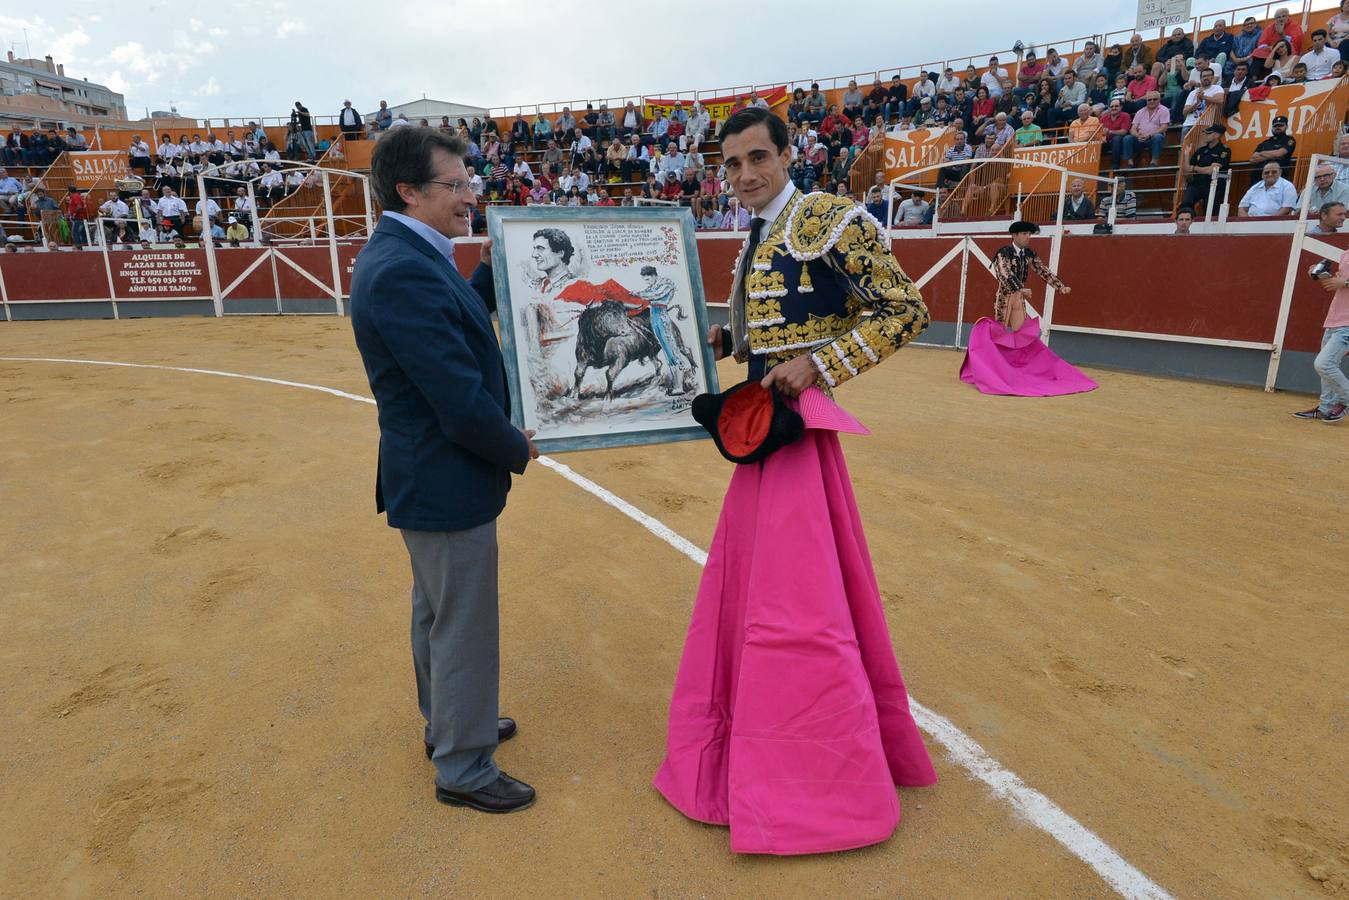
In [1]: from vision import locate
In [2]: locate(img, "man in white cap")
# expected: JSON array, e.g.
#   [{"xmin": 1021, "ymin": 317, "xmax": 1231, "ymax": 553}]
[{"xmin": 225, "ymin": 215, "xmax": 249, "ymax": 242}]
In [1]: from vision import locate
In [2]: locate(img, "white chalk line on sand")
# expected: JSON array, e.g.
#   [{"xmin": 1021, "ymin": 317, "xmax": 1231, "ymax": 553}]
[{"xmin": 1, "ymin": 356, "xmax": 1172, "ymax": 900}]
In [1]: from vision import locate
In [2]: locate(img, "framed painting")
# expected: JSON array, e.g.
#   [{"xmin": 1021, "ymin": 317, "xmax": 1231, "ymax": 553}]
[{"xmin": 486, "ymin": 205, "xmax": 720, "ymax": 454}]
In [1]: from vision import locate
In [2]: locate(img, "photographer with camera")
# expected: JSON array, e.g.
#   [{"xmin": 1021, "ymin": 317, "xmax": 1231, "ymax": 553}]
[{"xmin": 1295, "ymin": 254, "xmax": 1349, "ymax": 422}]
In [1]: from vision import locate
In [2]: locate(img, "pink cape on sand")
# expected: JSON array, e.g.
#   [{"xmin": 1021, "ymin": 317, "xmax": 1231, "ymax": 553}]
[
  {"xmin": 653, "ymin": 387, "xmax": 937, "ymax": 855},
  {"xmin": 959, "ymin": 316, "xmax": 1098, "ymax": 396}
]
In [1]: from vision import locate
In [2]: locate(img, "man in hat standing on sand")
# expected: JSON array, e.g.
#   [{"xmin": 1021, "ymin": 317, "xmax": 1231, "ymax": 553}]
[{"xmin": 653, "ymin": 106, "xmax": 937, "ymax": 856}]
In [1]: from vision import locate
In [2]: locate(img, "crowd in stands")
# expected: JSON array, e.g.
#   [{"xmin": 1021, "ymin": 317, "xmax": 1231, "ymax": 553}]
[
  {"xmin": 0, "ymin": 100, "xmax": 342, "ymax": 249},
  {"xmin": 9, "ymin": 5, "xmax": 1349, "ymax": 249}
]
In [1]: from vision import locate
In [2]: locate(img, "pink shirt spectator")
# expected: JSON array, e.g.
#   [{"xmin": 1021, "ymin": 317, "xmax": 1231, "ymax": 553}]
[
  {"xmin": 1018, "ymin": 62, "xmax": 1046, "ymax": 87},
  {"xmin": 1328, "ymin": 249, "xmax": 1349, "ymax": 327},
  {"xmin": 1127, "ymin": 75, "xmax": 1158, "ymax": 100},
  {"xmin": 1132, "ymin": 103, "xmax": 1171, "ymax": 137}
]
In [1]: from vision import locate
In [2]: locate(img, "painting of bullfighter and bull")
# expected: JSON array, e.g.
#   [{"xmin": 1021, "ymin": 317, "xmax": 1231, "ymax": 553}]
[{"xmin": 486, "ymin": 206, "xmax": 719, "ymax": 453}]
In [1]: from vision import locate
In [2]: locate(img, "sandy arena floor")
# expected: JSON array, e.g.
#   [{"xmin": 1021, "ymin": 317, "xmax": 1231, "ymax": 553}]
[{"xmin": 1, "ymin": 316, "xmax": 1345, "ymax": 899}]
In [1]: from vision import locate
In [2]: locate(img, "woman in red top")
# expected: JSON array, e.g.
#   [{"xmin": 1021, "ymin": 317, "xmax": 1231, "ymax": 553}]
[
  {"xmin": 1098, "ymin": 99, "xmax": 1132, "ymax": 170},
  {"xmin": 971, "ymin": 85, "xmax": 995, "ymax": 134}
]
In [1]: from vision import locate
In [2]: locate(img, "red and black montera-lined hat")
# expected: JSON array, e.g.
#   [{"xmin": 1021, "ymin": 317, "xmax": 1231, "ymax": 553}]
[{"xmin": 691, "ymin": 380, "xmax": 805, "ymax": 464}]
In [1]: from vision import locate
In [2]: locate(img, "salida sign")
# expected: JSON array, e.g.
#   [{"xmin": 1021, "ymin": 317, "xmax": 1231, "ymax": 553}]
[
  {"xmin": 70, "ymin": 151, "xmax": 131, "ymax": 190},
  {"xmin": 882, "ymin": 127, "xmax": 957, "ymax": 185},
  {"xmin": 1222, "ymin": 78, "xmax": 1349, "ymax": 162}
]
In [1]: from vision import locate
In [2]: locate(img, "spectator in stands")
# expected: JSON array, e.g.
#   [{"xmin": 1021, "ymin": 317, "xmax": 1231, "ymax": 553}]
[
  {"xmin": 1328, "ymin": 0, "xmax": 1349, "ymax": 61},
  {"xmin": 841, "ymin": 80, "xmax": 865, "ymax": 119},
  {"xmin": 291, "ymin": 101, "xmax": 316, "ymax": 160},
  {"xmin": 372, "ymin": 101, "xmax": 392, "ymax": 131},
  {"xmin": 1181, "ymin": 67, "xmax": 1224, "ymax": 137},
  {"xmin": 124, "ymin": 133, "xmax": 151, "ymax": 174},
  {"xmin": 0, "ymin": 168, "xmax": 20, "ymax": 215},
  {"xmin": 616, "ymin": 102, "xmax": 640, "ymax": 138},
  {"xmin": 1309, "ymin": 201, "xmax": 1347, "ymax": 234},
  {"xmin": 1180, "ymin": 125, "xmax": 1231, "ymax": 212},
  {"xmin": 1125, "ymin": 92, "xmax": 1169, "ymax": 167},
  {"xmin": 970, "ymin": 85, "xmax": 996, "ymax": 134},
  {"xmin": 1108, "ymin": 71, "xmax": 1130, "ymax": 107},
  {"xmin": 1228, "ymin": 17, "xmax": 1262, "ymax": 80},
  {"xmin": 803, "ymin": 83, "xmax": 827, "ymax": 125},
  {"xmin": 595, "ymin": 104, "xmax": 616, "ymax": 143},
  {"xmin": 532, "ymin": 113, "xmax": 552, "ymax": 150},
  {"xmin": 1014, "ymin": 52, "xmax": 1045, "ymax": 100},
  {"xmin": 935, "ymin": 68, "xmax": 961, "ymax": 100},
  {"xmin": 937, "ymin": 130, "xmax": 974, "ymax": 192},
  {"xmin": 1174, "ymin": 210, "xmax": 1194, "ymax": 233},
  {"xmin": 1224, "ymin": 62, "xmax": 1252, "ymax": 115},
  {"xmin": 1302, "ymin": 30, "xmax": 1338, "ymax": 79},
  {"xmin": 988, "ymin": 112, "xmax": 1015, "ymax": 150},
  {"xmin": 1249, "ymin": 115, "xmax": 1296, "ymax": 181},
  {"xmin": 157, "ymin": 187, "xmax": 187, "ymax": 231},
  {"xmin": 98, "ymin": 191, "xmax": 129, "ymax": 241},
  {"xmin": 908, "ymin": 73, "xmax": 936, "ymax": 116},
  {"xmin": 1254, "ymin": 8, "xmax": 1304, "ymax": 74},
  {"xmin": 1074, "ymin": 41, "xmax": 1105, "ymax": 81},
  {"xmin": 550, "ymin": 107, "xmax": 574, "ymax": 139},
  {"xmin": 1124, "ymin": 65, "xmax": 1158, "ymax": 113},
  {"xmin": 225, "ymin": 216, "xmax": 249, "ymax": 242},
  {"xmin": 621, "ymin": 135, "xmax": 650, "ymax": 183},
  {"xmin": 337, "ymin": 100, "xmax": 362, "ymax": 140},
  {"xmin": 787, "ymin": 88, "xmax": 808, "ymax": 124},
  {"xmin": 133, "ymin": 188, "xmax": 158, "ymax": 228},
  {"xmin": 1102, "ymin": 43, "xmax": 1124, "ymax": 83},
  {"xmin": 895, "ymin": 188, "xmax": 930, "ymax": 225},
  {"xmin": 1043, "ymin": 48, "xmax": 1067, "ymax": 84},
  {"xmin": 1088, "ymin": 72, "xmax": 1112, "ymax": 108},
  {"xmin": 1157, "ymin": 27, "xmax": 1195, "ymax": 67},
  {"xmin": 583, "ymin": 104, "xmax": 601, "ymax": 137},
  {"xmin": 720, "ymin": 196, "xmax": 751, "ymax": 230},
  {"xmin": 1068, "ymin": 104, "xmax": 1103, "ymax": 143},
  {"xmin": 1268, "ymin": 40, "xmax": 1298, "ymax": 80},
  {"xmin": 1, "ymin": 127, "xmax": 23, "ymax": 166},
  {"xmin": 1014, "ymin": 110, "xmax": 1043, "ymax": 147},
  {"xmin": 1099, "ymin": 99, "xmax": 1132, "ymax": 170},
  {"xmin": 1305, "ymin": 164, "xmax": 1349, "ymax": 212},
  {"xmin": 912, "ymin": 96, "xmax": 936, "ymax": 127},
  {"xmin": 1238, "ymin": 161, "xmax": 1297, "ymax": 216},
  {"xmin": 973, "ymin": 127, "xmax": 1000, "ymax": 160},
  {"xmin": 1199, "ymin": 20, "xmax": 1236, "ymax": 73},
  {"xmin": 65, "ymin": 186, "xmax": 89, "ymax": 247},
  {"xmin": 1161, "ymin": 56, "xmax": 1191, "ymax": 120},
  {"xmin": 259, "ymin": 165, "xmax": 285, "ymax": 204},
  {"xmin": 982, "ymin": 56, "xmax": 1008, "ymax": 98},
  {"xmin": 1097, "ymin": 177, "xmax": 1137, "ymax": 218},
  {"xmin": 1063, "ymin": 178, "xmax": 1095, "ymax": 220},
  {"xmin": 1054, "ymin": 69, "xmax": 1088, "ymax": 126},
  {"xmin": 1123, "ymin": 34, "xmax": 1154, "ymax": 72}
]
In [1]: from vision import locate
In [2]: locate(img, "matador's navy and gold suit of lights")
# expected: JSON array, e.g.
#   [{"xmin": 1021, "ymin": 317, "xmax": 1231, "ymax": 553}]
[{"xmin": 727, "ymin": 188, "xmax": 930, "ymax": 386}]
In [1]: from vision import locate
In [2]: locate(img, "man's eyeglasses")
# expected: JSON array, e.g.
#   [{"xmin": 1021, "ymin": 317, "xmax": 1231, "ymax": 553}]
[{"xmin": 425, "ymin": 179, "xmax": 474, "ymax": 195}]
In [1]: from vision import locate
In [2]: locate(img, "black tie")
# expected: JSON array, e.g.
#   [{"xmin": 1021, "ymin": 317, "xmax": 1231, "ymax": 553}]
[{"xmin": 737, "ymin": 217, "xmax": 767, "ymax": 287}]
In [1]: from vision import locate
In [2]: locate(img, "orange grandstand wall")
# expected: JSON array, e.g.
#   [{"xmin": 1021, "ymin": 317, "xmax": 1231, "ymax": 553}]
[{"xmin": 1011, "ymin": 140, "xmax": 1103, "ymax": 197}]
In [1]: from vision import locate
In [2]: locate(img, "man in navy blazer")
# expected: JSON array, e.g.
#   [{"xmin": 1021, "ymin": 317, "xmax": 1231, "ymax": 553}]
[{"xmin": 351, "ymin": 127, "xmax": 539, "ymax": 814}]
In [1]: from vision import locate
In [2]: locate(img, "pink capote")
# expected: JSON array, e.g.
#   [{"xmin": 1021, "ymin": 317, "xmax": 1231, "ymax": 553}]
[
  {"xmin": 653, "ymin": 387, "xmax": 937, "ymax": 855},
  {"xmin": 959, "ymin": 316, "xmax": 1098, "ymax": 396}
]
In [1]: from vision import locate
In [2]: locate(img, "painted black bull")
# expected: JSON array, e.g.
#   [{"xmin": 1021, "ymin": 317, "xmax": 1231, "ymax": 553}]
[{"xmin": 571, "ymin": 300, "xmax": 697, "ymax": 399}]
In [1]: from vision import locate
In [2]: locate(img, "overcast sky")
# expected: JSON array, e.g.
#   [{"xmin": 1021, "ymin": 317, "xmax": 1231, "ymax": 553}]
[{"xmin": 10, "ymin": 1, "xmax": 1145, "ymax": 119}]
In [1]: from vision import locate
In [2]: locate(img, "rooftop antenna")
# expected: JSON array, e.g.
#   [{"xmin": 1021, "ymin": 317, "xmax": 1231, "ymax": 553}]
[{"xmin": 23, "ymin": 28, "xmax": 31, "ymax": 59}]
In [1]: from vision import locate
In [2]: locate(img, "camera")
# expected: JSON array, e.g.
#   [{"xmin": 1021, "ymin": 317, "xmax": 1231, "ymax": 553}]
[{"xmin": 1308, "ymin": 259, "xmax": 1334, "ymax": 281}]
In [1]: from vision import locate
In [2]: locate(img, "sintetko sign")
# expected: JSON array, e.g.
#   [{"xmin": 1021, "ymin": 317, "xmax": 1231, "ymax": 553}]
[{"xmin": 1138, "ymin": 0, "xmax": 1192, "ymax": 31}]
